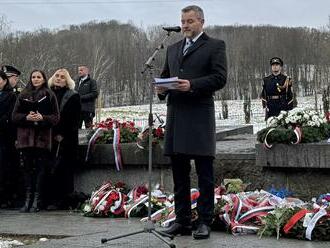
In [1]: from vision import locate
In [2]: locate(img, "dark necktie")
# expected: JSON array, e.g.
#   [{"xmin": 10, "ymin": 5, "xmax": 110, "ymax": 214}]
[{"xmin": 183, "ymin": 39, "xmax": 193, "ymax": 55}]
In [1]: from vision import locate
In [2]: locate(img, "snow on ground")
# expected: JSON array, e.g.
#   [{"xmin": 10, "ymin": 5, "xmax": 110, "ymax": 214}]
[
  {"xmin": 96, "ymin": 95, "xmax": 321, "ymax": 133},
  {"xmin": 0, "ymin": 239, "xmax": 23, "ymax": 248}
]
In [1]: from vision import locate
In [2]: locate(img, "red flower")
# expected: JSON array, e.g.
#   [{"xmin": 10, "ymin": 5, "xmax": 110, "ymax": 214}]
[
  {"xmin": 154, "ymin": 127, "xmax": 164, "ymax": 138},
  {"xmin": 326, "ymin": 112, "xmax": 330, "ymax": 123}
]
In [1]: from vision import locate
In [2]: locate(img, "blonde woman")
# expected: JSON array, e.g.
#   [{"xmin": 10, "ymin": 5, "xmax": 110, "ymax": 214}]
[{"xmin": 47, "ymin": 68, "xmax": 81, "ymax": 210}]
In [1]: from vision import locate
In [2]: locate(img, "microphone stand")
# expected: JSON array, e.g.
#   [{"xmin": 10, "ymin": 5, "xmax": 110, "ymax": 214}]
[{"xmin": 101, "ymin": 31, "xmax": 176, "ymax": 248}]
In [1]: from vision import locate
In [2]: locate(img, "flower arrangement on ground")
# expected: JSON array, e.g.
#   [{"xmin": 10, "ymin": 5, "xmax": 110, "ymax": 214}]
[
  {"xmin": 257, "ymin": 108, "xmax": 330, "ymax": 147},
  {"xmin": 82, "ymin": 178, "xmax": 330, "ymax": 241}
]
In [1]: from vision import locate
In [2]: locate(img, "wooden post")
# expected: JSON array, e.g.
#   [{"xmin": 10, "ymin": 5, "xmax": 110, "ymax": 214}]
[{"xmin": 96, "ymin": 89, "xmax": 103, "ymax": 123}]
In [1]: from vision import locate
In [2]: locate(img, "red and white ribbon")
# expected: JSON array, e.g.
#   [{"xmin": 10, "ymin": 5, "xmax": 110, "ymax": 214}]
[
  {"xmin": 291, "ymin": 126, "xmax": 302, "ymax": 145},
  {"xmin": 263, "ymin": 128, "xmax": 276, "ymax": 149},
  {"xmin": 113, "ymin": 125, "xmax": 123, "ymax": 171},
  {"xmin": 305, "ymin": 208, "xmax": 327, "ymax": 240},
  {"xmin": 85, "ymin": 127, "xmax": 107, "ymax": 161}
]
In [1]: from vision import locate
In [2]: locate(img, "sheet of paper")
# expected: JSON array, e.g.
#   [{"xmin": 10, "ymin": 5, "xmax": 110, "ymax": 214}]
[{"xmin": 153, "ymin": 77, "xmax": 179, "ymax": 89}]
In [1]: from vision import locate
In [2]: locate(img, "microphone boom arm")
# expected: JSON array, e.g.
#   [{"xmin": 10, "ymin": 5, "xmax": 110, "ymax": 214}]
[{"xmin": 142, "ymin": 31, "xmax": 172, "ymax": 74}]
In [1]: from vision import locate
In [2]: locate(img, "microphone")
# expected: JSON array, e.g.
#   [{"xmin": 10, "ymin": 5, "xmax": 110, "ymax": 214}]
[{"xmin": 162, "ymin": 26, "xmax": 181, "ymax": 33}]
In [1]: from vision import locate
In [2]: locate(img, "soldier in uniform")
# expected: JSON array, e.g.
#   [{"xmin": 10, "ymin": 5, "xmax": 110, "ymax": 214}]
[
  {"xmin": 1, "ymin": 65, "xmax": 23, "ymax": 95},
  {"xmin": 0, "ymin": 65, "xmax": 23, "ymax": 207},
  {"xmin": 260, "ymin": 57, "xmax": 294, "ymax": 120}
]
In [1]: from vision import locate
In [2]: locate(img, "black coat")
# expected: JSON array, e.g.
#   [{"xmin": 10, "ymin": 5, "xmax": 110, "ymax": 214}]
[
  {"xmin": 0, "ymin": 90, "xmax": 16, "ymax": 139},
  {"xmin": 74, "ymin": 75, "xmax": 98, "ymax": 113},
  {"xmin": 52, "ymin": 87, "xmax": 81, "ymax": 159},
  {"xmin": 160, "ymin": 33, "xmax": 227, "ymax": 157},
  {"xmin": 12, "ymin": 87, "xmax": 60, "ymax": 151}
]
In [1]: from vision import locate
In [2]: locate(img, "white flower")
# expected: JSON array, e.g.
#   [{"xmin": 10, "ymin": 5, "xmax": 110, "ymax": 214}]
[
  {"xmin": 266, "ymin": 116, "xmax": 278, "ymax": 127},
  {"xmin": 83, "ymin": 204, "xmax": 92, "ymax": 212},
  {"xmin": 312, "ymin": 115, "xmax": 319, "ymax": 121}
]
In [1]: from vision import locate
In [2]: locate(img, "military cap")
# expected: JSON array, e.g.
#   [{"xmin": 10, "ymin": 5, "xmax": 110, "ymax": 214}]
[
  {"xmin": 270, "ymin": 57, "xmax": 283, "ymax": 66},
  {"xmin": 1, "ymin": 65, "xmax": 21, "ymax": 76}
]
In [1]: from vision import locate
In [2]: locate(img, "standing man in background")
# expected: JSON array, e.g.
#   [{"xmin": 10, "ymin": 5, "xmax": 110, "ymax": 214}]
[
  {"xmin": 75, "ymin": 65, "xmax": 98, "ymax": 129},
  {"xmin": 156, "ymin": 5, "xmax": 227, "ymax": 239},
  {"xmin": 260, "ymin": 57, "xmax": 294, "ymax": 120}
]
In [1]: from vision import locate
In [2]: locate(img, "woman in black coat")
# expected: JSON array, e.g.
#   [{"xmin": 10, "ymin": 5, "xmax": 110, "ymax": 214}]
[
  {"xmin": 12, "ymin": 70, "xmax": 60, "ymax": 212},
  {"xmin": 0, "ymin": 70, "xmax": 17, "ymax": 207},
  {"xmin": 47, "ymin": 68, "xmax": 81, "ymax": 209}
]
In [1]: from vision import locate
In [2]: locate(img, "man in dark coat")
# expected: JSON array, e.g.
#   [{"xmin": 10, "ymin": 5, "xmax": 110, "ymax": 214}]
[
  {"xmin": 156, "ymin": 5, "xmax": 227, "ymax": 239},
  {"xmin": 0, "ymin": 65, "xmax": 22, "ymax": 207},
  {"xmin": 0, "ymin": 70, "xmax": 17, "ymax": 208},
  {"xmin": 75, "ymin": 65, "xmax": 98, "ymax": 129},
  {"xmin": 260, "ymin": 57, "xmax": 294, "ymax": 120}
]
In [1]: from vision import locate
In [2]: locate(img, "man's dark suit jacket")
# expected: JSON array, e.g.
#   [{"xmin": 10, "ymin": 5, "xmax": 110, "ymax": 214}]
[
  {"xmin": 75, "ymin": 75, "xmax": 98, "ymax": 114},
  {"xmin": 160, "ymin": 32, "xmax": 227, "ymax": 157}
]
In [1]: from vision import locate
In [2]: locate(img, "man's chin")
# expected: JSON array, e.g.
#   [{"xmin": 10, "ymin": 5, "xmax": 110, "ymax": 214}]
[{"xmin": 183, "ymin": 31, "xmax": 193, "ymax": 38}]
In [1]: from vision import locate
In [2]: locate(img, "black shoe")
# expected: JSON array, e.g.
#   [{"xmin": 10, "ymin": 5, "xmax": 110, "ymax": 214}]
[
  {"xmin": 30, "ymin": 193, "xmax": 41, "ymax": 213},
  {"xmin": 193, "ymin": 224, "xmax": 211, "ymax": 239},
  {"xmin": 162, "ymin": 223, "xmax": 192, "ymax": 236}
]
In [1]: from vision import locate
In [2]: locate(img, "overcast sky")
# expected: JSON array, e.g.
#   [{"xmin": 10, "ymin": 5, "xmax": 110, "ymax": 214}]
[{"xmin": 0, "ymin": 0, "xmax": 329, "ymax": 32}]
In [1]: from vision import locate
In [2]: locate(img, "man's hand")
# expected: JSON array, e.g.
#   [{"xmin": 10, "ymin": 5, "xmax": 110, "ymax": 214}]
[
  {"xmin": 155, "ymin": 86, "xmax": 168, "ymax": 95},
  {"xmin": 176, "ymin": 79, "xmax": 191, "ymax": 92}
]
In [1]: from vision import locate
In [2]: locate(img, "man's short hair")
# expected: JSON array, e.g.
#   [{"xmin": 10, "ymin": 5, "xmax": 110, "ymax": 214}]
[
  {"xmin": 78, "ymin": 65, "xmax": 89, "ymax": 69},
  {"xmin": 182, "ymin": 5, "xmax": 204, "ymax": 20}
]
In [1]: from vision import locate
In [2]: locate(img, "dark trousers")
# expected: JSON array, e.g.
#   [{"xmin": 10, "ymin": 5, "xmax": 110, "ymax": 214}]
[
  {"xmin": 170, "ymin": 154, "xmax": 214, "ymax": 226},
  {"xmin": 0, "ymin": 139, "xmax": 22, "ymax": 206},
  {"xmin": 46, "ymin": 150, "xmax": 74, "ymax": 208},
  {"xmin": 79, "ymin": 111, "xmax": 94, "ymax": 129},
  {"xmin": 0, "ymin": 141, "xmax": 8, "ymax": 200},
  {"xmin": 20, "ymin": 148, "xmax": 50, "ymax": 202}
]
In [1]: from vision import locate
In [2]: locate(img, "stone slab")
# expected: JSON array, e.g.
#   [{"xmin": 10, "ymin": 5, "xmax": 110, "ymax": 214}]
[
  {"xmin": 216, "ymin": 125, "xmax": 253, "ymax": 141},
  {"xmin": 255, "ymin": 142, "xmax": 330, "ymax": 168}
]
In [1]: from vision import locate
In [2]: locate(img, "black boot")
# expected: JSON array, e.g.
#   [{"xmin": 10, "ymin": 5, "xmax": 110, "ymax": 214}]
[
  {"xmin": 20, "ymin": 189, "xmax": 32, "ymax": 213},
  {"xmin": 30, "ymin": 193, "xmax": 41, "ymax": 212}
]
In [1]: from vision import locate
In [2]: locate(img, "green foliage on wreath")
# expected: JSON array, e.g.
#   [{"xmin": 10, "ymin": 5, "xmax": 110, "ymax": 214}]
[
  {"xmin": 95, "ymin": 128, "xmax": 139, "ymax": 144},
  {"xmin": 257, "ymin": 123, "xmax": 330, "ymax": 144},
  {"xmin": 258, "ymin": 207, "xmax": 299, "ymax": 239},
  {"xmin": 257, "ymin": 127, "xmax": 296, "ymax": 144}
]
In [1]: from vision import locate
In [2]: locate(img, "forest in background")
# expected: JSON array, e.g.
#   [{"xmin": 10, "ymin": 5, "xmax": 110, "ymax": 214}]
[{"xmin": 1, "ymin": 16, "xmax": 330, "ymax": 107}]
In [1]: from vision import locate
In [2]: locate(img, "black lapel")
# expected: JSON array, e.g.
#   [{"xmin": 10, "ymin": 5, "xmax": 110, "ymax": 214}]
[
  {"xmin": 183, "ymin": 33, "xmax": 209, "ymax": 57},
  {"xmin": 177, "ymin": 39, "xmax": 185, "ymax": 65}
]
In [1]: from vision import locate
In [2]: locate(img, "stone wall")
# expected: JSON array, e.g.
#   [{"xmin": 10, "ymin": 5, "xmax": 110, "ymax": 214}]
[
  {"xmin": 75, "ymin": 144, "xmax": 173, "ymax": 193},
  {"xmin": 75, "ymin": 136, "xmax": 330, "ymax": 200},
  {"xmin": 255, "ymin": 143, "xmax": 330, "ymax": 200}
]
